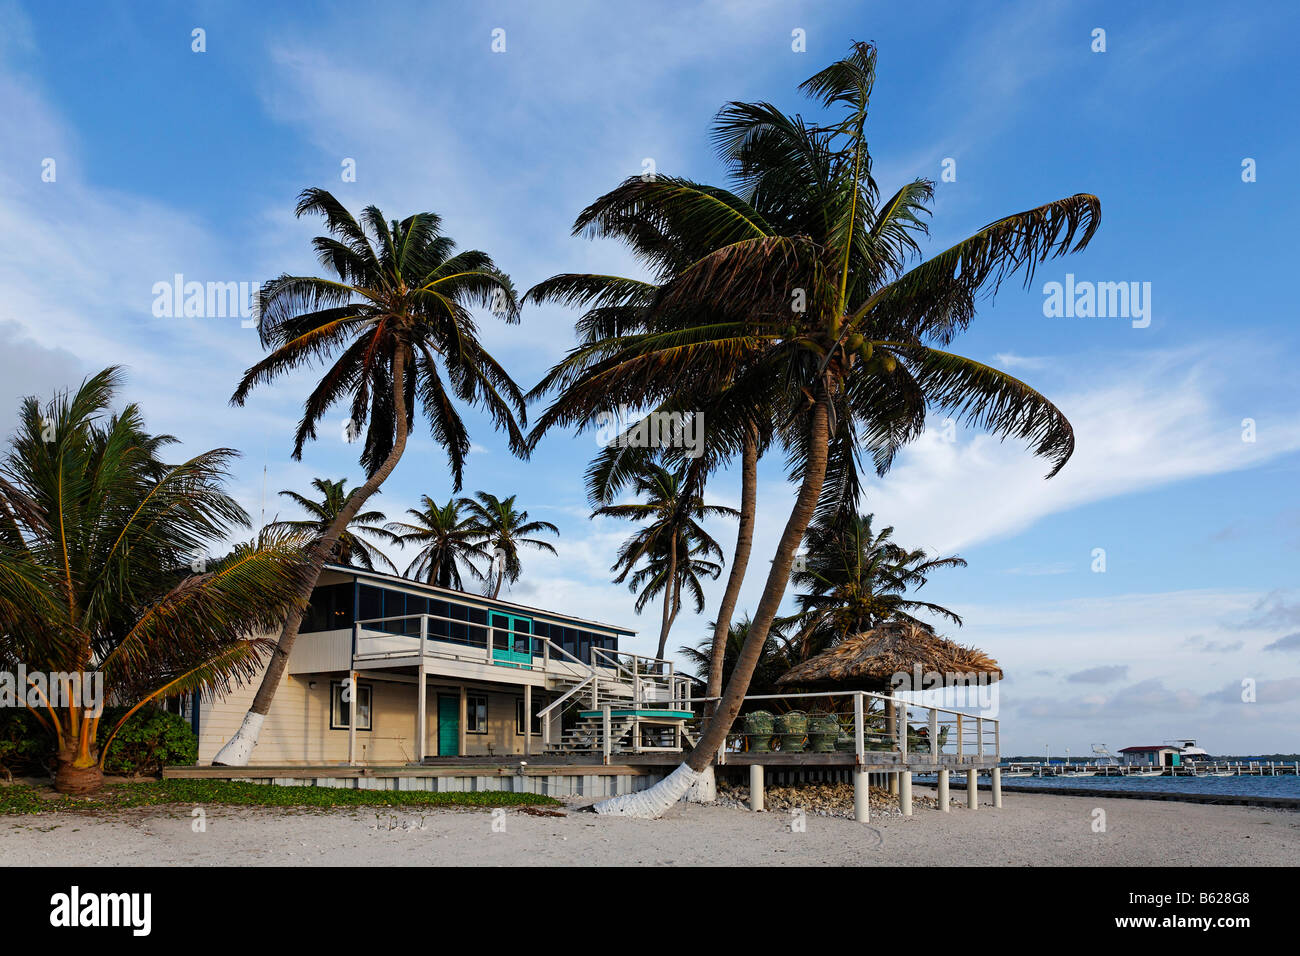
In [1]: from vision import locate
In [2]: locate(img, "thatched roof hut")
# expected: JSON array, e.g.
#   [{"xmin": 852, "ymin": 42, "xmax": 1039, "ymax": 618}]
[{"xmin": 776, "ymin": 622, "xmax": 1003, "ymax": 691}]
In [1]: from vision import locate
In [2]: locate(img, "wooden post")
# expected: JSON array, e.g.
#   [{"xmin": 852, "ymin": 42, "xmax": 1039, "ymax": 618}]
[
  {"xmin": 967, "ymin": 768, "xmax": 978, "ymax": 809},
  {"xmin": 523, "ymin": 683, "xmax": 532, "ymax": 758},
  {"xmin": 976, "ymin": 717, "xmax": 984, "ymax": 756},
  {"xmin": 416, "ymin": 615, "xmax": 428, "ymax": 763},
  {"xmin": 992, "ymin": 767, "xmax": 1002, "ymax": 808},
  {"xmin": 854, "ymin": 767, "xmax": 869, "ymax": 823},
  {"xmin": 928, "ymin": 708, "xmax": 939, "ymax": 757},
  {"xmin": 601, "ymin": 703, "xmax": 612, "ymax": 765},
  {"xmin": 347, "ymin": 669, "xmax": 358, "ymax": 766},
  {"xmin": 900, "ymin": 771, "xmax": 912, "ymax": 816},
  {"xmin": 937, "ymin": 768, "xmax": 950, "ymax": 812},
  {"xmin": 749, "ymin": 763, "xmax": 764, "ymax": 812},
  {"xmin": 853, "ymin": 693, "xmax": 865, "ymax": 761},
  {"xmin": 458, "ymin": 686, "xmax": 467, "ymax": 756},
  {"xmin": 956, "ymin": 714, "xmax": 964, "ymax": 758}
]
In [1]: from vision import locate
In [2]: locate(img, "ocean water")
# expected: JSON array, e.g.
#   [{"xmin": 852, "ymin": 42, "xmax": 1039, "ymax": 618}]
[{"xmin": 993, "ymin": 773, "xmax": 1300, "ymax": 799}]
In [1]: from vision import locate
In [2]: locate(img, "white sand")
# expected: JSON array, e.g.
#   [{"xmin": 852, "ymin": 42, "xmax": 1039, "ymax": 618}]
[{"xmin": 2, "ymin": 790, "xmax": 1295, "ymax": 866}]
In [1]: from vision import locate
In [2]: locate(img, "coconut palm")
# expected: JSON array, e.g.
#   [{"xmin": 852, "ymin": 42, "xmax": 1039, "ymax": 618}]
[
  {"xmin": 215, "ymin": 188, "xmax": 524, "ymax": 765},
  {"xmin": 679, "ymin": 615, "xmax": 793, "ymax": 701},
  {"xmin": 527, "ymin": 194, "xmax": 775, "ymax": 709},
  {"xmin": 385, "ymin": 495, "xmax": 488, "ymax": 588},
  {"xmin": 0, "ymin": 369, "xmax": 312, "ymax": 793},
  {"xmin": 457, "ymin": 492, "xmax": 558, "ymax": 599},
  {"xmin": 533, "ymin": 42, "xmax": 1096, "ymax": 815},
  {"xmin": 594, "ymin": 462, "xmax": 738, "ymax": 661},
  {"xmin": 786, "ymin": 511, "xmax": 966, "ymax": 661},
  {"xmin": 269, "ymin": 478, "xmax": 398, "ymax": 572}
]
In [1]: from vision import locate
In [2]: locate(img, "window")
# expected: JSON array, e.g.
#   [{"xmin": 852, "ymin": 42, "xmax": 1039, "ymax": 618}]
[
  {"xmin": 516, "ymin": 697, "xmax": 541, "ymax": 736},
  {"xmin": 301, "ymin": 583, "xmax": 356, "ymax": 633},
  {"xmin": 358, "ymin": 585, "xmax": 382, "ymax": 624},
  {"xmin": 466, "ymin": 694, "xmax": 488, "ymax": 733},
  {"xmin": 330, "ymin": 679, "xmax": 372, "ymax": 730}
]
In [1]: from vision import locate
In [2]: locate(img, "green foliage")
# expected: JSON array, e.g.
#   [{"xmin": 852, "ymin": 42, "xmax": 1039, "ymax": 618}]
[
  {"xmin": 0, "ymin": 779, "xmax": 561, "ymax": 815},
  {"xmin": 0, "ymin": 706, "xmax": 196, "ymax": 777},
  {"xmin": 0, "ymin": 710, "xmax": 54, "ymax": 778},
  {"xmin": 97, "ymin": 707, "xmax": 197, "ymax": 775}
]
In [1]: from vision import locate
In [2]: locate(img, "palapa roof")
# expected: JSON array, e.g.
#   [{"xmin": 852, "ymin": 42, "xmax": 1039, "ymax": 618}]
[{"xmin": 776, "ymin": 622, "xmax": 1003, "ymax": 690}]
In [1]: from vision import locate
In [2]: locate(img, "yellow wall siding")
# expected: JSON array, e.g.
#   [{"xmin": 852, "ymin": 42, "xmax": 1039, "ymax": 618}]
[{"xmin": 199, "ymin": 663, "xmax": 544, "ymax": 765}]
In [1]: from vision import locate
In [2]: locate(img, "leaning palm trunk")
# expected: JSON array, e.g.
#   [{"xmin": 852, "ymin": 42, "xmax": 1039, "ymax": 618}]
[
  {"xmin": 706, "ymin": 426, "xmax": 758, "ymax": 711},
  {"xmin": 594, "ymin": 397, "xmax": 829, "ymax": 816},
  {"xmin": 213, "ymin": 352, "xmax": 410, "ymax": 765},
  {"xmin": 654, "ymin": 533, "xmax": 678, "ymax": 662}
]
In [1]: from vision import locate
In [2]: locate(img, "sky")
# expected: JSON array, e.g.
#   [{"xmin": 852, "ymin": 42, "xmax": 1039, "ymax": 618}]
[{"xmin": 1, "ymin": 0, "xmax": 1298, "ymax": 756}]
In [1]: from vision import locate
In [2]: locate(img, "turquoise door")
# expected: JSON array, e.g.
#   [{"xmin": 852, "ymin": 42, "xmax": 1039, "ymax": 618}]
[
  {"xmin": 437, "ymin": 696, "xmax": 459, "ymax": 756},
  {"xmin": 491, "ymin": 613, "xmax": 532, "ymax": 667}
]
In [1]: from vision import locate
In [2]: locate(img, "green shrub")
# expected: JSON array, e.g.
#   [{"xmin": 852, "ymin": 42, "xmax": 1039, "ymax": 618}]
[
  {"xmin": 98, "ymin": 707, "xmax": 197, "ymax": 775},
  {"xmin": 0, "ymin": 710, "xmax": 55, "ymax": 778},
  {"xmin": 0, "ymin": 705, "xmax": 196, "ymax": 778}
]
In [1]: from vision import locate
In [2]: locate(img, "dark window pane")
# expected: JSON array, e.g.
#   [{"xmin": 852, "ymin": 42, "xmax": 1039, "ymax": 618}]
[
  {"xmin": 358, "ymin": 585, "xmax": 382, "ymax": 624},
  {"xmin": 468, "ymin": 607, "xmax": 487, "ymax": 625}
]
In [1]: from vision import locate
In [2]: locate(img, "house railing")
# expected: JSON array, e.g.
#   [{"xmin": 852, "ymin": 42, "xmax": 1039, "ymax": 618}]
[{"xmin": 658, "ymin": 690, "xmax": 999, "ymax": 764}]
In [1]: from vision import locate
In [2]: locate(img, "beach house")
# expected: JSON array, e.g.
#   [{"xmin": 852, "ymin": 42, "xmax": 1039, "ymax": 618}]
[
  {"xmin": 193, "ymin": 564, "xmax": 696, "ymax": 765},
  {"xmin": 1118, "ymin": 744, "xmax": 1183, "ymax": 768}
]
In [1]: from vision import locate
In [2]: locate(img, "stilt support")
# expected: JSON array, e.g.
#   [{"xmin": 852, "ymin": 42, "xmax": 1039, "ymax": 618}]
[
  {"xmin": 853, "ymin": 767, "xmax": 869, "ymax": 823},
  {"xmin": 900, "ymin": 770, "xmax": 912, "ymax": 816},
  {"xmin": 937, "ymin": 768, "xmax": 950, "ymax": 812},
  {"xmin": 749, "ymin": 763, "xmax": 764, "ymax": 812},
  {"xmin": 967, "ymin": 768, "xmax": 978, "ymax": 809}
]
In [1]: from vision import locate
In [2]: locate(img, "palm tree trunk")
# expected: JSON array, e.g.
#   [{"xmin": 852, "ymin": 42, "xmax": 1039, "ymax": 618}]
[
  {"xmin": 706, "ymin": 424, "xmax": 757, "ymax": 712},
  {"xmin": 654, "ymin": 533, "xmax": 678, "ymax": 661},
  {"xmin": 594, "ymin": 392, "xmax": 831, "ymax": 816},
  {"xmin": 212, "ymin": 349, "xmax": 411, "ymax": 766}
]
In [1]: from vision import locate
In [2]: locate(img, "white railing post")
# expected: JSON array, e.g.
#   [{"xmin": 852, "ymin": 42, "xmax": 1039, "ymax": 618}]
[
  {"xmin": 899, "ymin": 700, "xmax": 908, "ymax": 759},
  {"xmin": 853, "ymin": 693, "xmax": 865, "ymax": 761},
  {"xmin": 956, "ymin": 714, "xmax": 964, "ymax": 759},
  {"xmin": 601, "ymin": 704, "xmax": 612, "ymax": 765},
  {"xmin": 928, "ymin": 707, "xmax": 939, "ymax": 758},
  {"xmin": 347, "ymin": 669, "xmax": 358, "ymax": 766},
  {"xmin": 976, "ymin": 717, "xmax": 984, "ymax": 757},
  {"xmin": 416, "ymin": 615, "xmax": 428, "ymax": 762}
]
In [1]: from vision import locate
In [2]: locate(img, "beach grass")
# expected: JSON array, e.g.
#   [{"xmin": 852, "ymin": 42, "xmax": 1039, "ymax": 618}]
[{"xmin": 0, "ymin": 779, "xmax": 562, "ymax": 815}]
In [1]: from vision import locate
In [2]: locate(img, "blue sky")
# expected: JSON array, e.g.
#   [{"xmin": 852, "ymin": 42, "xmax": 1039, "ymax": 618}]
[{"xmin": 2, "ymin": 0, "xmax": 1298, "ymax": 754}]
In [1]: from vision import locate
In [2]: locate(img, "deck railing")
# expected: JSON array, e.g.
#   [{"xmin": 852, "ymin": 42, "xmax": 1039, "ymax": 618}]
[{"xmin": 662, "ymin": 690, "xmax": 999, "ymax": 764}]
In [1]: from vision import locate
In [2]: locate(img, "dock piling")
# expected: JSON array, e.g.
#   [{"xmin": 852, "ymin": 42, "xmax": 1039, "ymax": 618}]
[
  {"xmin": 900, "ymin": 771, "xmax": 912, "ymax": 816},
  {"xmin": 749, "ymin": 763, "xmax": 764, "ymax": 812},
  {"xmin": 937, "ymin": 768, "xmax": 949, "ymax": 812},
  {"xmin": 967, "ymin": 769, "xmax": 978, "ymax": 809},
  {"xmin": 853, "ymin": 767, "xmax": 869, "ymax": 823},
  {"xmin": 991, "ymin": 767, "xmax": 1002, "ymax": 808}
]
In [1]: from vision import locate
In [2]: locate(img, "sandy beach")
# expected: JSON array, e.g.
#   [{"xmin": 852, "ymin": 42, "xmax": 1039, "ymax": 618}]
[{"xmin": 3, "ymin": 790, "xmax": 1296, "ymax": 867}]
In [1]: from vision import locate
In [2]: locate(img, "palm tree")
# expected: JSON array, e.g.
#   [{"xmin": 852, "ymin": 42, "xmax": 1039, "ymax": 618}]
[
  {"xmin": 533, "ymin": 42, "xmax": 1096, "ymax": 815},
  {"xmin": 786, "ymin": 511, "xmax": 966, "ymax": 661},
  {"xmin": 269, "ymin": 478, "xmax": 398, "ymax": 572},
  {"xmin": 385, "ymin": 495, "xmax": 488, "ymax": 588},
  {"xmin": 679, "ymin": 614, "xmax": 792, "ymax": 700},
  {"xmin": 457, "ymin": 492, "xmax": 558, "ymax": 599},
  {"xmin": 214, "ymin": 188, "xmax": 524, "ymax": 765},
  {"xmin": 526, "ymin": 190, "xmax": 775, "ymax": 711},
  {"xmin": 0, "ymin": 369, "xmax": 312, "ymax": 793},
  {"xmin": 594, "ymin": 462, "xmax": 737, "ymax": 661}
]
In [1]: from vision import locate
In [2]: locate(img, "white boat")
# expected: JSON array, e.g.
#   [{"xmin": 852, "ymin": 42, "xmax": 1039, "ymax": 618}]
[
  {"xmin": 1001, "ymin": 771, "xmax": 1032, "ymax": 778},
  {"xmin": 1128, "ymin": 770, "xmax": 1163, "ymax": 777},
  {"xmin": 1060, "ymin": 771, "xmax": 1097, "ymax": 777},
  {"xmin": 1210, "ymin": 771, "xmax": 1235, "ymax": 777}
]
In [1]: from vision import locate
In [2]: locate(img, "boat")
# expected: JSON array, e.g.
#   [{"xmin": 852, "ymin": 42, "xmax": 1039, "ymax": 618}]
[
  {"xmin": 1128, "ymin": 770, "xmax": 1163, "ymax": 777},
  {"xmin": 1060, "ymin": 770, "xmax": 1097, "ymax": 777},
  {"xmin": 1001, "ymin": 771, "xmax": 1032, "ymax": 778}
]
